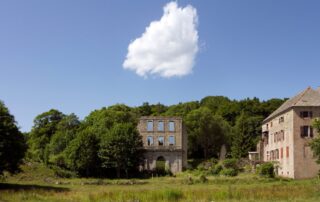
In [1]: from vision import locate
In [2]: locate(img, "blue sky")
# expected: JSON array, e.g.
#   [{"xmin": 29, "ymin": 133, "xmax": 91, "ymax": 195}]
[{"xmin": 1, "ymin": 0, "xmax": 320, "ymax": 132}]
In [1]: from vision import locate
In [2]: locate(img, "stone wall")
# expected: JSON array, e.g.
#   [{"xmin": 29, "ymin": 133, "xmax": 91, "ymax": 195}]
[
  {"xmin": 262, "ymin": 107, "xmax": 320, "ymax": 179},
  {"xmin": 138, "ymin": 116, "xmax": 187, "ymax": 173},
  {"xmin": 293, "ymin": 107, "xmax": 320, "ymax": 179},
  {"xmin": 262, "ymin": 110, "xmax": 295, "ymax": 178}
]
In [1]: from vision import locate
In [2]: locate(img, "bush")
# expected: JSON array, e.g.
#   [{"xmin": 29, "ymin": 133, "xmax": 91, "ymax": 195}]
[
  {"xmin": 199, "ymin": 174, "xmax": 208, "ymax": 183},
  {"xmin": 182, "ymin": 176, "xmax": 194, "ymax": 185},
  {"xmin": 220, "ymin": 168, "xmax": 238, "ymax": 177},
  {"xmin": 51, "ymin": 166, "xmax": 77, "ymax": 178},
  {"xmin": 196, "ymin": 163, "xmax": 205, "ymax": 171},
  {"xmin": 257, "ymin": 162, "xmax": 274, "ymax": 178},
  {"xmin": 222, "ymin": 159, "xmax": 238, "ymax": 169},
  {"xmin": 211, "ymin": 164, "xmax": 223, "ymax": 175}
]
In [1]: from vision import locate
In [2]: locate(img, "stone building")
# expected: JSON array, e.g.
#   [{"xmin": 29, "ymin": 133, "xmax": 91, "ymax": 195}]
[
  {"xmin": 137, "ymin": 116, "xmax": 187, "ymax": 174},
  {"xmin": 257, "ymin": 87, "xmax": 320, "ymax": 179}
]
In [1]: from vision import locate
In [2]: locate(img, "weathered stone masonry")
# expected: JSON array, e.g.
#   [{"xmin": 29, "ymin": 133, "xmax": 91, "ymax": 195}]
[{"xmin": 137, "ymin": 116, "xmax": 187, "ymax": 174}]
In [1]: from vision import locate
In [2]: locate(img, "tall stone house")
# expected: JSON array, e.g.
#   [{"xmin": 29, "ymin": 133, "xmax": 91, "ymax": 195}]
[
  {"xmin": 257, "ymin": 87, "xmax": 320, "ymax": 179},
  {"xmin": 137, "ymin": 116, "xmax": 187, "ymax": 174}
]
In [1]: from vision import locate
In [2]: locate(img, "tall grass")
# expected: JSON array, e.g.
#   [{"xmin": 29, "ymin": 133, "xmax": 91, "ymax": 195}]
[{"xmin": 2, "ymin": 164, "xmax": 320, "ymax": 202}]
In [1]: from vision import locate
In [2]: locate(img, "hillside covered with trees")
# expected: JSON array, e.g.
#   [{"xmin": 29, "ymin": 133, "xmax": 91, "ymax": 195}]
[{"xmin": 2, "ymin": 96, "xmax": 287, "ymax": 178}]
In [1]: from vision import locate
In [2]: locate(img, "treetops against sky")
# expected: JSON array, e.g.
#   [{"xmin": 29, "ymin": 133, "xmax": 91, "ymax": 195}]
[{"xmin": 0, "ymin": 0, "xmax": 320, "ymax": 131}]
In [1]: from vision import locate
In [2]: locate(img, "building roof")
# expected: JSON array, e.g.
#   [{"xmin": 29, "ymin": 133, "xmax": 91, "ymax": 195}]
[{"xmin": 263, "ymin": 87, "xmax": 320, "ymax": 123}]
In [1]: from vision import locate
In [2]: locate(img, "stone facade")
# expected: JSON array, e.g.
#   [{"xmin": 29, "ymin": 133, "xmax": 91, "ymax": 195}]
[
  {"xmin": 259, "ymin": 87, "xmax": 320, "ymax": 179},
  {"xmin": 137, "ymin": 116, "xmax": 187, "ymax": 174}
]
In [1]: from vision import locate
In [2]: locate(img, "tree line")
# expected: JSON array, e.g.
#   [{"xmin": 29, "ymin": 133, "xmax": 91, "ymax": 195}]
[{"xmin": 1, "ymin": 96, "xmax": 288, "ymax": 178}]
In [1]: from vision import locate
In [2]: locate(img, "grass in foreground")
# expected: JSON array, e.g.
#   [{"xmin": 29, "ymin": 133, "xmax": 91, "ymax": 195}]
[{"xmin": 1, "ymin": 163, "xmax": 320, "ymax": 202}]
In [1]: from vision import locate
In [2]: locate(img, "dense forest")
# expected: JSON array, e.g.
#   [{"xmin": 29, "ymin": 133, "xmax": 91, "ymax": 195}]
[{"xmin": 1, "ymin": 96, "xmax": 287, "ymax": 178}]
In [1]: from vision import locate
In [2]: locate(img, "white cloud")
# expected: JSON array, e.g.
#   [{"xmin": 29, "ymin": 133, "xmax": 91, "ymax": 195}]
[{"xmin": 123, "ymin": 1, "xmax": 199, "ymax": 78}]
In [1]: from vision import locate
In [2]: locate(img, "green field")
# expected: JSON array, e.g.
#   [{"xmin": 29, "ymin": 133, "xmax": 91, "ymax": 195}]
[{"xmin": 1, "ymin": 163, "xmax": 320, "ymax": 202}]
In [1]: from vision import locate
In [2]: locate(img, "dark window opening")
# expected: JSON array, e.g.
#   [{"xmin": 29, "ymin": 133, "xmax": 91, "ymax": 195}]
[
  {"xmin": 158, "ymin": 136, "xmax": 164, "ymax": 146},
  {"xmin": 300, "ymin": 111, "xmax": 313, "ymax": 118},
  {"xmin": 147, "ymin": 136, "xmax": 153, "ymax": 146}
]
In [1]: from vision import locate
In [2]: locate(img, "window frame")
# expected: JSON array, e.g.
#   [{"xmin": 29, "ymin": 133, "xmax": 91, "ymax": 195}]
[
  {"xmin": 147, "ymin": 136, "xmax": 153, "ymax": 146},
  {"xmin": 147, "ymin": 120, "xmax": 153, "ymax": 131},
  {"xmin": 168, "ymin": 136, "xmax": 175, "ymax": 145},
  {"xmin": 158, "ymin": 136, "xmax": 164, "ymax": 146},
  {"xmin": 158, "ymin": 121, "xmax": 164, "ymax": 131},
  {"xmin": 168, "ymin": 121, "xmax": 175, "ymax": 132}
]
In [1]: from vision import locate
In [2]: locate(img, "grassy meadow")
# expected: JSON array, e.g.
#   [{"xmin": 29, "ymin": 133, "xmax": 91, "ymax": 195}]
[{"xmin": 1, "ymin": 163, "xmax": 320, "ymax": 202}]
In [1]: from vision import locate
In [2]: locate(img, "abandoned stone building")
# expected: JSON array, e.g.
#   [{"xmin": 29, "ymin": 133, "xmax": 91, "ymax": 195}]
[
  {"xmin": 137, "ymin": 116, "xmax": 187, "ymax": 174},
  {"xmin": 256, "ymin": 87, "xmax": 320, "ymax": 179}
]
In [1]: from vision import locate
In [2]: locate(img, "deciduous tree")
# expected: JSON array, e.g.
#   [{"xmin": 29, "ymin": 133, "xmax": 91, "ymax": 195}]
[{"xmin": 0, "ymin": 101, "xmax": 27, "ymax": 175}]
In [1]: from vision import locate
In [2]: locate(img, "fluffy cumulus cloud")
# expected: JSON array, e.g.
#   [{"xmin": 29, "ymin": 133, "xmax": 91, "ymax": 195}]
[{"xmin": 123, "ymin": 1, "xmax": 199, "ymax": 78}]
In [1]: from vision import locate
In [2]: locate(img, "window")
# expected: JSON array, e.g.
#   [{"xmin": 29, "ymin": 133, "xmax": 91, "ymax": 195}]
[
  {"xmin": 279, "ymin": 117, "xmax": 284, "ymax": 123},
  {"xmin": 147, "ymin": 121, "xmax": 153, "ymax": 131},
  {"xmin": 280, "ymin": 148, "xmax": 283, "ymax": 159},
  {"xmin": 158, "ymin": 121, "xmax": 164, "ymax": 131},
  {"xmin": 169, "ymin": 121, "xmax": 175, "ymax": 131},
  {"xmin": 276, "ymin": 149, "xmax": 279, "ymax": 159},
  {"xmin": 169, "ymin": 136, "xmax": 175, "ymax": 145},
  {"xmin": 270, "ymin": 122, "xmax": 273, "ymax": 127},
  {"xmin": 286, "ymin": 147, "xmax": 289, "ymax": 158},
  {"xmin": 147, "ymin": 136, "xmax": 153, "ymax": 146},
  {"xmin": 301, "ymin": 126, "xmax": 309, "ymax": 137},
  {"xmin": 158, "ymin": 136, "xmax": 164, "ymax": 146},
  {"xmin": 300, "ymin": 126, "xmax": 313, "ymax": 138},
  {"xmin": 267, "ymin": 151, "xmax": 269, "ymax": 161},
  {"xmin": 300, "ymin": 111, "xmax": 313, "ymax": 118}
]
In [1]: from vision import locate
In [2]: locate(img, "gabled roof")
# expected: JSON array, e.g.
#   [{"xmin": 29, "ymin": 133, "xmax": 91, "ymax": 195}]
[{"xmin": 263, "ymin": 87, "xmax": 320, "ymax": 123}]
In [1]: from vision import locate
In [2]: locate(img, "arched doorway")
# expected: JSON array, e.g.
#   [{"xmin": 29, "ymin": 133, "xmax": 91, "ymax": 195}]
[{"xmin": 156, "ymin": 156, "xmax": 166, "ymax": 174}]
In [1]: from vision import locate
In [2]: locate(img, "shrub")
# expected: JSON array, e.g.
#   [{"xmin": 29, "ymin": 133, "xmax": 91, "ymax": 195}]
[
  {"xmin": 197, "ymin": 163, "xmax": 205, "ymax": 171},
  {"xmin": 199, "ymin": 174, "xmax": 208, "ymax": 183},
  {"xmin": 211, "ymin": 164, "xmax": 223, "ymax": 175},
  {"xmin": 220, "ymin": 168, "xmax": 238, "ymax": 177},
  {"xmin": 222, "ymin": 159, "xmax": 238, "ymax": 169},
  {"xmin": 258, "ymin": 162, "xmax": 274, "ymax": 178},
  {"xmin": 183, "ymin": 176, "xmax": 194, "ymax": 185},
  {"xmin": 51, "ymin": 166, "xmax": 77, "ymax": 178}
]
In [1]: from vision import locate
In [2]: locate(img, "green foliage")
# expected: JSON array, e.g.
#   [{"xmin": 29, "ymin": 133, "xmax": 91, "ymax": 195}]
[
  {"xmin": 310, "ymin": 119, "xmax": 320, "ymax": 164},
  {"xmin": 19, "ymin": 95, "xmax": 286, "ymax": 179},
  {"xmin": 165, "ymin": 101, "xmax": 200, "ymax": 117},
  {"xmin": 98, "ymin": 123, "xmax": 143, "ymax": 178},
  {"xmin": 257, "ymin": 162, "xmax": 275, "ymax": 178},
  {"xmin": 0, "ymin": 101, "xmax": 27, "ymax": 175},
  {"xmin": 220, "ymin": 168, "xmax": 238, "ymax": 177},
  {"xmin": 47, "ymin": 114, "xmax": 80, "ymax": 167},
  {"xmin": 64, "ymin": 129, "xmax": 101, "ymax": 177},
  {"xmin": 186, "ymin": 107, "xmax": 232, "ymax": 159},
  {"xmin": 199, "ymin": 174, "xmax": 208, "ymax": 183},
  {"xmin": 231, "ymin": 112, "xmax": 264, "ymax": 159},
  {"xmin": 211, "ymin": 164, "xmax": 223, "ymax": 175},
  {"xmin": 27, "ymin": 109, "xmax": 65, "ymax": 162},
  {"xmin": 50, "ymin": 165, "xmax": 77, "ymax": 178},
  {"xmin": 222, "ymin": 159, "xmax": 238, "ymax": 170}
]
